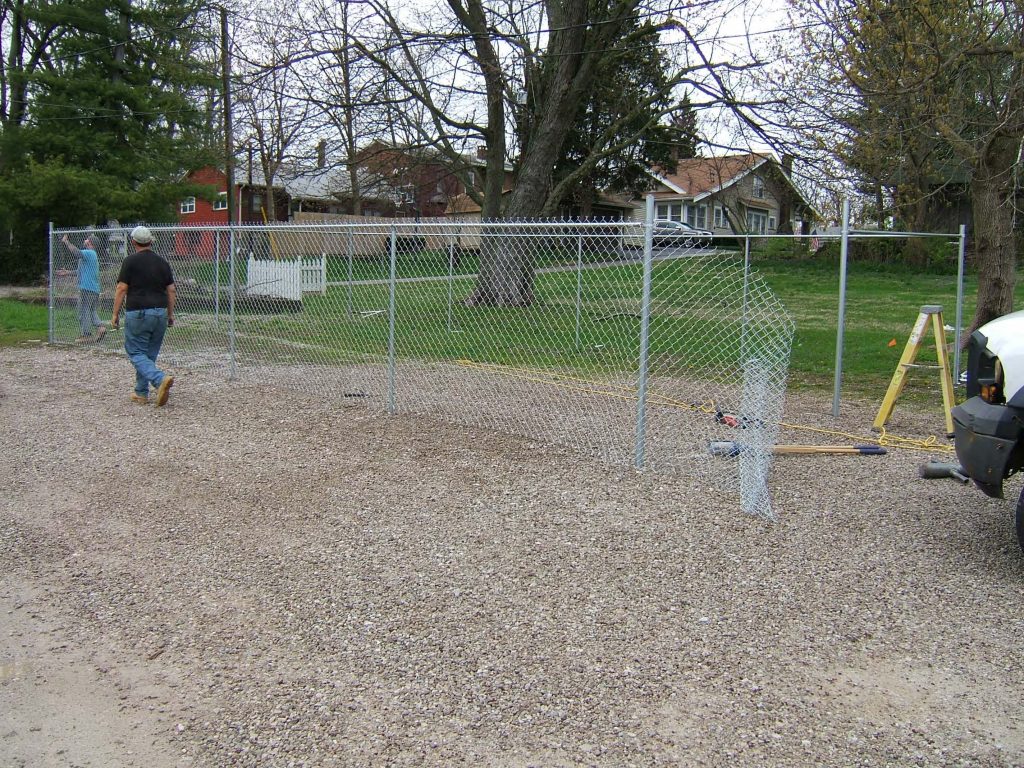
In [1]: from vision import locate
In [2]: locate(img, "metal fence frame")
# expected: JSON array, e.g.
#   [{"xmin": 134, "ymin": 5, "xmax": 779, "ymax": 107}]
[
  {"xmin": 49, "ymin": 201, "xmax": 964, "ymax": 519},
  {"xmin": 826, "ymin": 201, "xmax": 967, "ymax": 416}
]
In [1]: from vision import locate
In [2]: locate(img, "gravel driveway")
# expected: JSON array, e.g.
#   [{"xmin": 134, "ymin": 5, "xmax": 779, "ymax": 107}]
[{"xmin": 1, "ymin": 345, "xmax": 1022, "ymax": 767}]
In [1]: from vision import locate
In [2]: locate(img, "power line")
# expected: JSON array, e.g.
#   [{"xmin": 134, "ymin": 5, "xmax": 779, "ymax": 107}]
[
  {"xmin": 24, "ymin": 100, "xmax": 206, "ymax": 121},
  {"xmin": 4, "ymin": 5, "xmax": 883, "ymax": 132},
  {"xmin": 227, "ymin": 3, "xmax": 825, "ymax": 55},
  {"xmin": 34, "ymin": 8, "xmax": 219, "ymax": 67}
]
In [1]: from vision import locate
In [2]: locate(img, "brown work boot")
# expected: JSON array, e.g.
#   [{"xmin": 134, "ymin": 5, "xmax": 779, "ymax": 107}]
[
  {"xmin": 130, "ymin": 393, "xmax": 148, "ymax": 405},
  {"xmin": 155, "ymin": 376, "xmax": 174, "ymax": 407}
]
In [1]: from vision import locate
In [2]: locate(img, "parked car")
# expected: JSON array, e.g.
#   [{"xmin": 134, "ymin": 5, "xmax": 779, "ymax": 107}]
[
  {"xmin": 951, "ymin": 309, "xmax": 1024, "ymax": 551},
  {"xmin": 652, "ymin": 220, "xmax": 713, "ymax": 248}
]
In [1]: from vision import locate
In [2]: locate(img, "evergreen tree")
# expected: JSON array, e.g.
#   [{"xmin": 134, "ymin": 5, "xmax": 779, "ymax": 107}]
[
  {"xmin": 0, "ymin": 0, "xmax": 218, "ymax": 281},
  {"xmin": 550, "ymin": 20, "xmax": 698, "ymax": 215},
  {"xmin": 665, "ymin": 94, "xmax": 699, "ymax": 161}
]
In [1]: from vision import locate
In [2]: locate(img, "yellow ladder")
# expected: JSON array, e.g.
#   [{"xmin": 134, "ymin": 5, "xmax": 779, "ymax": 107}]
[{"xmin": 872, "ymin": 304, "xmax": 956, "ymax": 436}]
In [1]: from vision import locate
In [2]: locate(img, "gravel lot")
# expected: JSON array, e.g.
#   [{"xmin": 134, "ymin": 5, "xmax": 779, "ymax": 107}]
[{"xmin": 2, "ymin": 344, "xmax": 1023, "ymax": 767}]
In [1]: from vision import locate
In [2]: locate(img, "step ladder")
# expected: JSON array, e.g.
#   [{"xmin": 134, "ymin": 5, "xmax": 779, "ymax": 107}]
[{"xmin": 872, "ymin": 304, "xmax": 956, "ymax": 436}]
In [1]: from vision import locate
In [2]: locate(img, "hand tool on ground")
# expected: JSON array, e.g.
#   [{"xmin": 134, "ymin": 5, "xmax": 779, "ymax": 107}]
[
  {"xmin": 709, "ymin": 441, "xmax": 887, "ymax": 457},
  {"xmin": 714, "ymin": 410, "xmax": 765, "ymax": 429}
]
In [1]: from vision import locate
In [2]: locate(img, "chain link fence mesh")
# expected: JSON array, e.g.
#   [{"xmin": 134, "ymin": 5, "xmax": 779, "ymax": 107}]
[{"xmin": 50, "ymin": 220, "xmax": 794, "ymax": 519}]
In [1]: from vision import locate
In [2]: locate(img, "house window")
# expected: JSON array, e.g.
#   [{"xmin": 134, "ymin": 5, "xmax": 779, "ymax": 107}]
[
  {"xmin": 752, "ymin": 177, "xmax": 765, "ymax": 199},
  {"xmin": 747, "ymin": 208, "xmax": 768, "ymax": 234},
  {"xmin": 686, "ymin": 206, "xmax": 695, "ymax": 226},
  {"xmin": 768, "ymin": 215, "xmax": 776, "ymax": 231},
  {"xmin": 180, "ymin": 197, "xmax": 196, "ymax": 214},
  {"xmin": 212, "ymin": 193, "xmax": 227, "ymax": 211},
  {"xmin": 656, "ymin": 202, "xmax": 684, "ymax": 221},
  {"xmin": 696, "ymin": 205, "xmax": 708, "ymax": 230},
  {"xmin": 714, "ymin": 206, "xmax": 729, "ymax": 228},
  {"xmin": 467, "ymin": 170, "xmax": 476, "ymax": 188}
]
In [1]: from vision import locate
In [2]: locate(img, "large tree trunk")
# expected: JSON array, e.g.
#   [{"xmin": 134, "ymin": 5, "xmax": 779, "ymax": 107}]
[
  {"xmin": 464, "ymin": 228, "xmax": 535, "ymax": 307},
  {"xmin": 264, "ymin": 184, "xmax": 276, "ymax": 223},
  {"xmin": 465, "ymin": 82, "xmax": 513, "ymax": 305},
  {"xmin": 968, "ymin": 136, "xmax": 1019, "ymax": 334},
  {"xmin": 453, "ymin": 0, "xmax": 513, "ymax": 306},
  {"xmin": 469, "ymin": 0, "xmax": 603, "ymax": 306}
]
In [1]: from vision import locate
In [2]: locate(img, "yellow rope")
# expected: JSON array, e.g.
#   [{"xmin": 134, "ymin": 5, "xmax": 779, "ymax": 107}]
[
  {"xmin": 455, "ymin": 359, "xmax": 955, "ymax": 453},
  {"xmin": 777, "ymin": 420, "xmax": 953, "ymax": 453}
]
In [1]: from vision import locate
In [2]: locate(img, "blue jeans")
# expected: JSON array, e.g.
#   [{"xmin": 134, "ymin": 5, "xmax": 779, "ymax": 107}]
[
  {"xmin": 124, "ymin": 308, "xmax": 169, "ymax": 397},
  {"xmin": 78, "ymin": 290, "xmax": 101, "ymax": 336}
]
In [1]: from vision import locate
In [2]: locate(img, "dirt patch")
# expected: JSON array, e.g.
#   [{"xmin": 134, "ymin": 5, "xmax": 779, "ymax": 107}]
[{"xmin": 0, "ymin": 577, "xmax": 190, "ymax": 767}]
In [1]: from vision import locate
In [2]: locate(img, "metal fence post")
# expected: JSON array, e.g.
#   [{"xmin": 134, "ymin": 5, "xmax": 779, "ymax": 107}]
[
  {"xmin": 574, "ymin": 227, "xmax": 583, "ymax": 349},
  {"xmin": 954, "ymin": 224, "xmax": 967, "ymax": 383},
  {"xmin": 346, "ymin": 228, "xmax": 354, "ymax": 320},
  {"xmin": 740, "ymin": 356, "xmax": 771, "ymax": 518},
  {"xmin": 228, "ymin": 226, "xmax": 237, "ymax": 380},
  {"xmin": 831, "ymin": 198, "xmax": 851, "ymax": 417},
  {"xmin": 214, "ymin": 230, "xmax": 221, "ymax": 327},
  {"xmin": 447, "ymin": 232, "xmax": 455, "ymax": 332},
  {"xmin": 387, "ymin": 225, "xmax": 397, "ymax": 415},
  {"xmin": 635, "ymin": 195, "xmax": 655, "ymax": 470},
  {"xmin": 47, "ymin": 222, "xmax": 54, "ymax": 343},
  {"xmin": 741, "ymin": 235, "xmax": 751, "ymax": 361}
]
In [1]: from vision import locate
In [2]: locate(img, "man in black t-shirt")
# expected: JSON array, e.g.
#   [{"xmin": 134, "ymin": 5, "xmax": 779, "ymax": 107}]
[{"xmin": 110, "ymin": 226, "xmax": 177, "ymax": 407}]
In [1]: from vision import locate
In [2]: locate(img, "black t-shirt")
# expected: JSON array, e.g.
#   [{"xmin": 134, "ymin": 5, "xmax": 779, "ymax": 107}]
[{"xmin": 117, "ymin": 248, "xmax": 175, "ymax": 310}]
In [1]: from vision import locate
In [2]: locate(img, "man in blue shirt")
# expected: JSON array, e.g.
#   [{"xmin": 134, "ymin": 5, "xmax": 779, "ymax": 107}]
[{"xmin": 61, "ymin": 233, "xmax": 106, "ymax": 342}]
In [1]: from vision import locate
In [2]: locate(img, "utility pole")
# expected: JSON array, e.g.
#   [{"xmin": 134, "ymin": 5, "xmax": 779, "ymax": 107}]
[
  {"xmin": 9, "ymin": 0, "xmax": 26, "ymax": 126},
  {"xmin": 221, "ymin": 6, "xmax": 235, "ymax": 224},
  {"xmin": 113, "ymin": 1, "xmax": 129, "ymax": 84}
]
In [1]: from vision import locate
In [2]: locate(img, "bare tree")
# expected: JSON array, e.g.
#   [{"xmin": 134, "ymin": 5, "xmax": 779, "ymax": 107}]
[
  {"xmin": 290, "ymin": 0, "xmax": 406, "ymax": 214},
  {"xmin": 343, "ymin": 0, "xmax": 771, "ymax": 305},
  {"xmin": 779, "ymin": 0, "xmax": 1024, "ymax": 329},
  {"xmin": 232, "ymin": 1, "xmax": 318, "ymax": 221}
]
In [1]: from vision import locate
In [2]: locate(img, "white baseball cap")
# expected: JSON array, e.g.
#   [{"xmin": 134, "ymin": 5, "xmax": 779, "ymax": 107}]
[{"xmin": 130, "ymin": 225, "xmax": 153, "ymax": 245}]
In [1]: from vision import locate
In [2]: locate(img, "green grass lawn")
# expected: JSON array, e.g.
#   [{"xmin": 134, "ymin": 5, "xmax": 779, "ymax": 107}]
[
  {"xmin": 0, "ymin": 298, "xmax": 48, "ymax": 346},
  {"xmin": 754, "ymin": 259, "xmax": 977, "ymax": 398},
  {"xmin": 5, "ymin": 253, "xmax": 1015, "ymax": 405}
]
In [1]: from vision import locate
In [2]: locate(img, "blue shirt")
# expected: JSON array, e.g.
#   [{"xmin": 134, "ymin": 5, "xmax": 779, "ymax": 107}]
[{"xmin": 78, "ymin": 249, "xmax": 100, "ymax": 293}]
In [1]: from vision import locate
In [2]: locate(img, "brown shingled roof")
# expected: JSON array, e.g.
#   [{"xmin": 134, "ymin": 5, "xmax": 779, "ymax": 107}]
[{"xmin": 657, "ymin": 154, "xmax": 769, "ymax": 197}]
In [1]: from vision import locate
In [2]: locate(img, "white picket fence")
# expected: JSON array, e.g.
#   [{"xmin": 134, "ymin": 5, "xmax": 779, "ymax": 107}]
[{"xmin": 246, "ymin": 255, "xmax": 327, "ymax": 301}]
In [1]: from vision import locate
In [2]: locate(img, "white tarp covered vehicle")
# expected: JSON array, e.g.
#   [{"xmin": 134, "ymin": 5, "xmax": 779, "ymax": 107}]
[{"xmin": 951, "ymin": 309, "xmax": 1024, "ymax": 551}]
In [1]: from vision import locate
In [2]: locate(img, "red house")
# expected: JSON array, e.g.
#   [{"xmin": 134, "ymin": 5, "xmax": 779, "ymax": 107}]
[{"xmin": 175, "ymin": 167, "xmax": 289, "ymax": 258}]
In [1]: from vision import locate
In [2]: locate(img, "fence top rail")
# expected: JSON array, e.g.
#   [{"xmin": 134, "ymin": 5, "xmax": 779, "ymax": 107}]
[
  {"xmin": 53, "ymin": 219, "xmax": 635, "ymax": 232},
  {"xmin": 811, "ymin": 230, "xmax": 961, "ymax": 240},
  {"xmin": 52, "ymin": 221, "xmax": 966, "ymax": 239}
]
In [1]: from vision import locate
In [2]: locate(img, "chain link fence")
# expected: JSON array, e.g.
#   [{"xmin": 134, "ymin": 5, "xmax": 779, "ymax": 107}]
[{"xmin": 49, "ymin": 216, "xmax": 794, "ymax": 519}]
